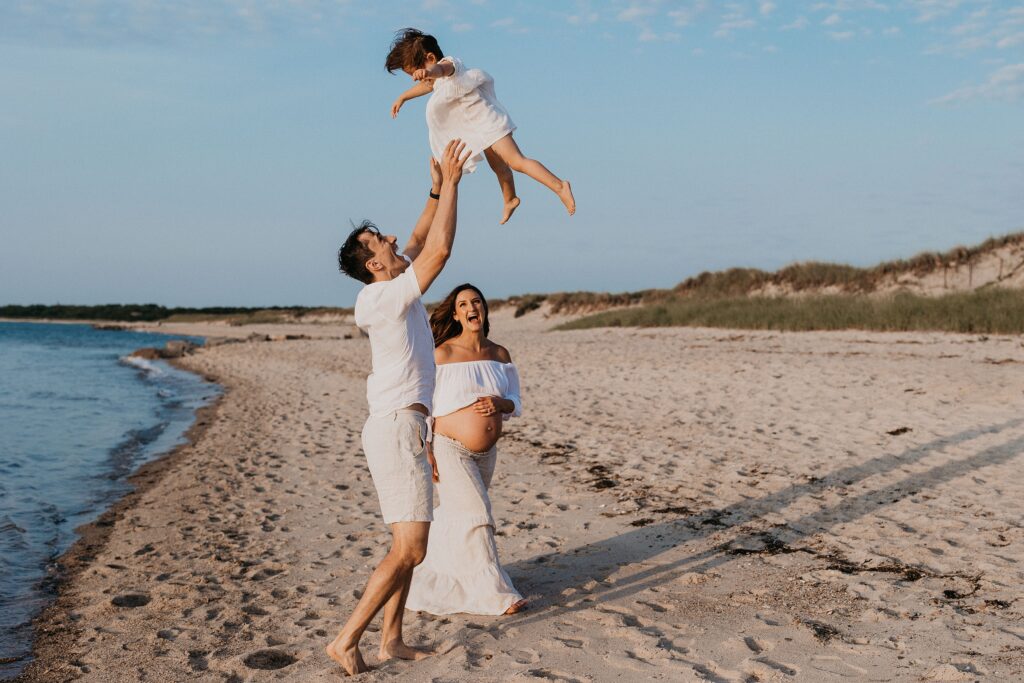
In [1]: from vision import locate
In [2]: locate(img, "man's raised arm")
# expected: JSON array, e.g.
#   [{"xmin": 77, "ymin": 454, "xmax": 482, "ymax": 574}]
[
  {"xmin": 402, "ymin": 158, "xmax": 443, "ymax": 262},
  {"xmin": 413, "ymin": 139, "xmax": 469, "ymax": 295}
]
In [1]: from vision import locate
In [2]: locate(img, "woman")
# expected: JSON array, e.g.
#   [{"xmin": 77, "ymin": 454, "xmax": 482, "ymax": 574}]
[{"xmin": 405, "ymin": 283, "xmax": 527, "ymax": 616}]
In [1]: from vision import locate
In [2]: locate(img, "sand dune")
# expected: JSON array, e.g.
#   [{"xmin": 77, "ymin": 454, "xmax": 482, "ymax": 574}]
[{"xmin": 21, "ymin": 312, "xmax": 1024, "ymax": 682}]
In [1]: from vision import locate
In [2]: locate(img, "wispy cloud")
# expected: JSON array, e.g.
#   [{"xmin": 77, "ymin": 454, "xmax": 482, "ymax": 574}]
[
  {"xmin": 489, "ymin": 16, "xmax": 528, "ymax": 33},
  {"xmin": 617, "ymin": 4, "xmax": 656, "ymax": 22},
  {"xmin": 932, "ymin": 63, "xmax": 1024, "ymax": 104},
  {"xmin": 997, "ymin": 32, "xmax": 1024, "ymax": 48},
  {"xmin": 906, "ymin": 0, "xmax": 968, "ymax": 23},
  {"xmin": 668, "ymin": 0, "xmax": 709, "ymax": 27},
  {"xmin": 922, "ymin": 2, "xmax": 1024, "ymax": 55},
  {"xmin": 613, "ymin": 0, "xmax": 698, "ymax": 42},
  {"xmin": 714, "ymin": 6, "xmax": 757, "ymax": 39}
]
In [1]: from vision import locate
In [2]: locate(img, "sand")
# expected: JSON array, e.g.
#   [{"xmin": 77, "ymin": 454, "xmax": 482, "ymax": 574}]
[{"xmin": 19, "ymin": 311, "xmax": 1024, "ymax": 682}]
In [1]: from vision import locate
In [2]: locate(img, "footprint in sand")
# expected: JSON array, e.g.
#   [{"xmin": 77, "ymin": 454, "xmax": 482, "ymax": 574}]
[
  {"xmin": 526, "ymin": 669, "xmax": 591, "ymax": 683},
  {"xmin": 242, "ymin": 649, "xmax": 297, "ymax": 670},
  {"xmin": 111, "ymin": 593, "xmax": 150, "ymax": 608},
  {"xmin": 554, "ymin": 637, "xmax": 585, "ymax": 649},
  {"xmin": 752, "ymin": 657, "xmax": 799, "ymax": 677},
  {"xmin": 241, "ymin": 604, "xmax": 270, "ymax": 616},
  {"xmin": 511, "ymin": 648, "xmax": 540, "ymax": 664},
  {"xmin": 636, "ymin": 600, "xmax": 669, "ymax": 613},
  {"xmin": 187, "ymin": 650, "xmax": 209, "ymax": 672}
]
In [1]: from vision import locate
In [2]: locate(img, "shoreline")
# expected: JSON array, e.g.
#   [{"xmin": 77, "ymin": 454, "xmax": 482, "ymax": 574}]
[{"xmin": 11, "ymin": 348, "xmax": 225, "ymax": 683}]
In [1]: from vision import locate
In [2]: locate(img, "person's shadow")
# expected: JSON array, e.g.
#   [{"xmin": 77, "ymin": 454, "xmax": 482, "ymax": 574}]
[{"xmin": 491, "ymin": 418, "xmax": 1024, "ymax": 634}]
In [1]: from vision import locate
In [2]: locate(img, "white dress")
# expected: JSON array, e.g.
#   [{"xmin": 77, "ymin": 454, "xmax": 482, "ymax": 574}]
[
  {"xmin": 426, "ymin": 57, "xmax": 516, "ymax": 174},
  {"xmin": 405, "ymin": 360, "xmax": 524, "ymax": 615}
]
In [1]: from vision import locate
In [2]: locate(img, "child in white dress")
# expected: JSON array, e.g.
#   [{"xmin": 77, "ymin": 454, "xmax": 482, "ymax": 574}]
[{"xmin": 387, "ymin": 28, "xmax": 575, "ymax": 225}]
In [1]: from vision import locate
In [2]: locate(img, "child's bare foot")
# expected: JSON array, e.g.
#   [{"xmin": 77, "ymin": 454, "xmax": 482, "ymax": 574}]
[
  {"xmin": 500, "ymin": 197, "xmax": 521, "ymax": 225},
  {"xmin": 379, "ymin": 639, "xmax": 433, "ymax": 662},
  {"xmin": 558, "ymin": 181, "xmax": 575, "ymax": 216},
  {"xmin": 326, "ymin": 635, "xmax": 370, "ymax": 676},
  {"xmin": 504, "ymin": 599, "xmax": 528, "ymax": 615}
]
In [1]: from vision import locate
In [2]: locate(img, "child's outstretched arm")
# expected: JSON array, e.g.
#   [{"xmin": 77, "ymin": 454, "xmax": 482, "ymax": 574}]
[{"xmin": 391, "ymin": 81, "xmax": 433, "ymax": 118}]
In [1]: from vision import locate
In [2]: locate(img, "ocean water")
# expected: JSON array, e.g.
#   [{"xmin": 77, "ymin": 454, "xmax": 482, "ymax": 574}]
[{"xmin": 0, "ymin": 322, "xmax": 220, "ymax": 679}]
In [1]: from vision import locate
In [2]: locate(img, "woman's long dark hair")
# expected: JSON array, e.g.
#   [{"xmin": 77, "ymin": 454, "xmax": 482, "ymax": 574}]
[{"xmin": 430, "ymin": 283, "xmax": 490, "ymax": 347}]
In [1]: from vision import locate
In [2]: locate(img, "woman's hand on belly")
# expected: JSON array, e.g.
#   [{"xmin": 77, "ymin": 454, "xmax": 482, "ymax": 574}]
[{"xmin": 472, "ymin": 396, "xmax": 514, "ymax": 417}]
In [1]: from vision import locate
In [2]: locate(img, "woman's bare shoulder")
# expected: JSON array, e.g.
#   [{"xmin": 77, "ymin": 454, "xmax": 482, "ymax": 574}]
[
  {"xmin": 434, "ymin": 342, "xmax": 456, "ymax": 363},
  {"xmin": 488, "ymin": 341, "xmax": 512, "ymax": 363}
]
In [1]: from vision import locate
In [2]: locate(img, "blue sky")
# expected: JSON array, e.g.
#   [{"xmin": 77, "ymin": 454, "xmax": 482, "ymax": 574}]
[{"xmin": 1, "ymin": 1, "xmax": 1022, "ymax": 307}]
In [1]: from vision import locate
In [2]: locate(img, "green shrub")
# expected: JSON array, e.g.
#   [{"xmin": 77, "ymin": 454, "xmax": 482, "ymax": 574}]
[{"xmin": 558, "ymin": 289, "xmax": 1024, "ymax": 335}]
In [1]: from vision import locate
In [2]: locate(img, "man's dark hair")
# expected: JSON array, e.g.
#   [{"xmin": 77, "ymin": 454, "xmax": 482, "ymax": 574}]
[
  {"xmin": 338, "ymin": 220, "xmax": 379, "ymax": 284},
  {"xmin": 385, "ymin": 28, "xmax": 443, "ymax": 73}
]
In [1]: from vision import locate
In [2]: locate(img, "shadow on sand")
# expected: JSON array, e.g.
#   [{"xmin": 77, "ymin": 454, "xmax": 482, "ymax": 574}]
[{"xmin": 488, "ymin": 418, "xmax": 1024, "ymax": 636}]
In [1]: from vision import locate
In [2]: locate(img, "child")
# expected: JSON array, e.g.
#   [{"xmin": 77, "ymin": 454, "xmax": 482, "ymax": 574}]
[{"xmin": 387, "ymin": 28, "xmax": 575, "ymax": 225}]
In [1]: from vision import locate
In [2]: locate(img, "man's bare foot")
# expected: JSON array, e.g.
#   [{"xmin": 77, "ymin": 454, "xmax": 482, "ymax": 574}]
[
  {"xmin": 379, "ymin": 639, "xmax": 434, "ymax": 662},
  {"xmin": 558, "ymin": 181, "xmax": 575, "ymax": 216},
  {"xmin": 500, "ymin": 197, "xmax": 521, "ymax": 225},
  {"xmin": 504, "ymin": 599, "xmax": 528, "ymax": 615},
  {"xmin": 326, "ymin": 635, "xmax": 370, "ymax": 676}
]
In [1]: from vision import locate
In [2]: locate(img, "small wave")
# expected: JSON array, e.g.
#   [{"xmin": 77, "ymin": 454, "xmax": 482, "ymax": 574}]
[
  {"xmin": 0, "ymin": 518, "xmax": 27, "ymax": 536},
  {"xmin": 104, "ymin": 421, "xmax": 171, "ymax": 480},
  {"xmin": 118, "ymin": 355, "xmax": 165, "ymax": 377}
]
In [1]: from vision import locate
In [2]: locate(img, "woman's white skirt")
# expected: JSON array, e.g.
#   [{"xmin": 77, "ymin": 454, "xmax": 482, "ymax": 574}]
[{"xmin": 406, "ymin": 435, "xmax": 522, "ymax": 615}]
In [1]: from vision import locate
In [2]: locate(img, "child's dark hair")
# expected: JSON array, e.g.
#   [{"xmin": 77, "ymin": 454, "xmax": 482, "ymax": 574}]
[
  {"xmin": 385, "ymin": 28, "xmax": 444, "ymax": 73},
  {"xmin": 338, "ymin": 220, "xmax": 379, "ymax": 285}
]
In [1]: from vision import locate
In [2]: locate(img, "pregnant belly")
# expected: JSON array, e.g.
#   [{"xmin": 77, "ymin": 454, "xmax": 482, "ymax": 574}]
[{"xmin": 433, "ymin": 403, "xmax": 503, "ymax": 453}]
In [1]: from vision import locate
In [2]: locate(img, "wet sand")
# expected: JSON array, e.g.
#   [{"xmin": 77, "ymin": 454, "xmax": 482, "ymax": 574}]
[{"xmin": 20, "ymin": 312, "xmax": 1024, "ymax": 681}]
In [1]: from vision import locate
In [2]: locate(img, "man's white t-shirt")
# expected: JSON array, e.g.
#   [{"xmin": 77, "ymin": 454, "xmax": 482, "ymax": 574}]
[{"xmin": 354, "ymin": 261, "xmax": 435, "ymax": 417}]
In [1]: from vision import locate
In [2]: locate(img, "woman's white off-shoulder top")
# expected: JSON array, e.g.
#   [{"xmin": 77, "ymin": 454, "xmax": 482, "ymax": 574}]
[{"xmin": 432, "ymin": 360, "xmax": 522, "ymax": 420}]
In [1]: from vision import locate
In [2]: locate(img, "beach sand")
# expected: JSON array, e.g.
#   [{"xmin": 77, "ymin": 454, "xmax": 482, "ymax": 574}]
[{"xmin": 20, "ymin": 311, "xmax": 1024, "ymax": 682}]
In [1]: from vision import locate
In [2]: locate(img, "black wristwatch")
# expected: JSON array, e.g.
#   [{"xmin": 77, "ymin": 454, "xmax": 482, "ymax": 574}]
[{"xmin": 429, "ymin": 190, "xmax": 441, "ymax": 200}]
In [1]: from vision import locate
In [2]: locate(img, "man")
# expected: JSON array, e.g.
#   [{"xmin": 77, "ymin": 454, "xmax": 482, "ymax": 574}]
[{"xmin": 326, "ymin": 139, "xmax": 469, "ymax": 675}]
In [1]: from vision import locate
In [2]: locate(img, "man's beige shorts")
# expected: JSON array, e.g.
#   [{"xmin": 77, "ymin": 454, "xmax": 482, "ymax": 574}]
[{"xmin": 361, "ymin": 409, "xmax": 433, "ymax": 524}]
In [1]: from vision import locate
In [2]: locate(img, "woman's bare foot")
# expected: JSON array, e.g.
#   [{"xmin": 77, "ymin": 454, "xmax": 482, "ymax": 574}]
[
  {"xmin": 504, "ymin": 599, "xmax": 528, "ymax": 615},
  {"xmin": 500, "ymin": 196, "xmax": 521, "ymax": 225},
  {"xmin": 558, "ymin": 181, "xmax": 575, "ymax": 216},
  {"xmin": 326, "ymin": 635, "xmax": 369, "ymax": 676},
  {"xmin": 379, "ymin": 639, "xmax": 434, "ymax": 662}
]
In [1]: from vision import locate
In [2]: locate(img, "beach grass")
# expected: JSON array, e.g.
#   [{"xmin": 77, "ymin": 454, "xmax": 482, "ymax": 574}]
[{"xmin": 556, "ymin": 288, "xmax": 1024, "ymax": 334}]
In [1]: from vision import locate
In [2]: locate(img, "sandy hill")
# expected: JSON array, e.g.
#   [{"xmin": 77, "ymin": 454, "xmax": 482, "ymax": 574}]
[{"xmin": 495, "ymin": 231, "xmax": 1024, "ymax": 318}]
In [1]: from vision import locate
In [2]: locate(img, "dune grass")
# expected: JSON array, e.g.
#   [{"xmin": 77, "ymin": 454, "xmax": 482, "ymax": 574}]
[
  {"xmin": 556, "ymin": 288, "xmax": 1024, "ymax": 335},
  {"xmin": 673, "ymin": 231, "xmax": 1024, "ymax": 296}
]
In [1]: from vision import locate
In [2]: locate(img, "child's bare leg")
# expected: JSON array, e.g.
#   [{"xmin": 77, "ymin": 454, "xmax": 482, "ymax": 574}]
[
  {"xmin": 484, "ymin": 147, "xmax": 519, "ymax": 224},
  {"xmin": 490, "ymin": 134, "xmax": 574, "ymax": 216}
]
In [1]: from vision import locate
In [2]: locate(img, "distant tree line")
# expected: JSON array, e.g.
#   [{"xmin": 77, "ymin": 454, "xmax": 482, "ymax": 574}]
[{"xmin": 0, "ymin": 304, "xmax": 322, "ymax": 322}]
